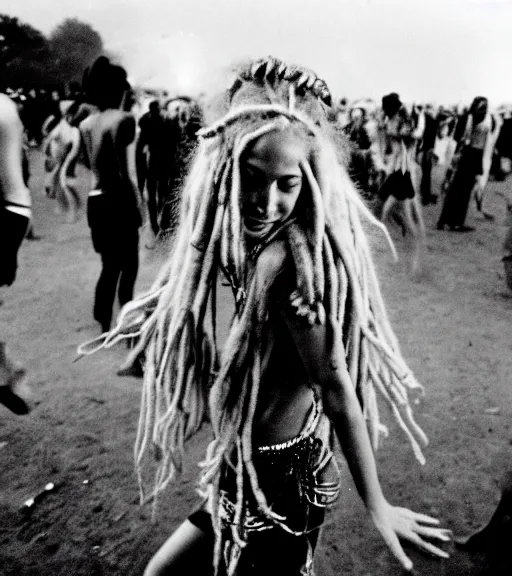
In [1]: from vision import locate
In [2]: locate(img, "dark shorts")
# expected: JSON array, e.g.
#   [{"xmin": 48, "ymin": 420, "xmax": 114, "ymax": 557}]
[
  {"xmin": 190, "ymin": 406, "xmax": 340, "ymax": 576},
  {"xmin": 87, "ymin": 194, "xmax": 140, "ymax": 254},
  {"xmin": 379, "ymin": 170, "xmax": 416, "ymax": 201},
  {"xmin": 0, "ymin": 208, "xmax": 30, "ymax": 287}
]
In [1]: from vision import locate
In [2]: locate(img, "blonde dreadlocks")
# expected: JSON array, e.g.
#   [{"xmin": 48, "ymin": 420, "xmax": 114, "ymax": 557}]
[{"xmin": 78, "ymin": 56, "xmax": 428, "ymax": 575}]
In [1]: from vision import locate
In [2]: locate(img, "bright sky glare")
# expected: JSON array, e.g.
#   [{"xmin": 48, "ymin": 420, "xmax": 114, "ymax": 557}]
[{"xmin": 5, "ymin": 0, "xmax": 512, "ymax": 105}]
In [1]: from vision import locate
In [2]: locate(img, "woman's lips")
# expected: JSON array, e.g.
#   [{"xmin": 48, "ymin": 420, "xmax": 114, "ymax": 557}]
[
  {"xmin": 244, "ymin": 216, "xmax": 280, "ymax": 227},
  {"xmin": 243, "ymin": 217, "xmax": 277, "ymax": 237}
]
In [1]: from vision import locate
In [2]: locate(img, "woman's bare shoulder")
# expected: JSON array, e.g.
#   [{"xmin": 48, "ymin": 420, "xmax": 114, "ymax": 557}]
[{"xmin": 249, "ymin": 239, "xmax": 290, "ymax": 296}]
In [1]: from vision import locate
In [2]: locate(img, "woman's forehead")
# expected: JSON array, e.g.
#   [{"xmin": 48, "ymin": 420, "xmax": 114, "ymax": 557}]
[{"xmin": 244, "ymin": 128, "xmax": 308, "ymax": 172}]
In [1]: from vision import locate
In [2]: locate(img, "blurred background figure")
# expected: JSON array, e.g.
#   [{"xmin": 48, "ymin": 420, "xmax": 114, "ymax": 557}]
[
  {"xmin": 0, "ymin": 92, "xmax": 32, "ymax": 415},
  {"xmin": 437, "ymin": 96, "xmax": 497, "ymax": 231},
  {"xmin": 136, "ymin": 99, "xmax": 166, "ymax": 244},
  {"xmin": 79, "ymin": 57, "xmax": 142, "ymax": 334},
  {"xmin": 377, "ymin": 92, "xmax": 426, "ymax": 274}
]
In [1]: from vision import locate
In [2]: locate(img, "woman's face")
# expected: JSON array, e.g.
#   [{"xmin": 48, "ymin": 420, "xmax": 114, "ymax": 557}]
[{"xmin": 240, "ymin": 128, "xmax": 308, "ymax": 240}]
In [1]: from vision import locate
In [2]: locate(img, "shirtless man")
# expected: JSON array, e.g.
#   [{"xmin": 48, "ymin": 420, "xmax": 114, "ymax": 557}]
[
  {"xmin": 79, "ymin": 57, "xmax": 142, "ymax": 333},
  {"xmin": 0, "ymin": 93, "xmax": 32, "ymax": 414}
]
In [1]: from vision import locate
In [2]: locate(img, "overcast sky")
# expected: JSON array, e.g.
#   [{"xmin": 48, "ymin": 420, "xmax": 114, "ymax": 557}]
[{"xmin": 5, "ymin": 0, "xmax": 512, "ymax": 105}]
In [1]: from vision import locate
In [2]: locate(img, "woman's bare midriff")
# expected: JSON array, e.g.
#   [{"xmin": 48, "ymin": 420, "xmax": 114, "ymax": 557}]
[{"xmin": 252, "ymin": 309, "xmax": 314, "ymax": 447}]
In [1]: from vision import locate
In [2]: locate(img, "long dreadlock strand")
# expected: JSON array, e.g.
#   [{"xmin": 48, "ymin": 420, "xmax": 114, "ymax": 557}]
[
  {"xmin": 300, "ymin": 160, "xmax": 326, "ymax": 302},
  {"xmin": 197, "ymin": 104, "xmax": 318, "ymax": 140},
  {"xmin": 241, "ymin": 347, "xmax": 285, "ymax": 523},
  {"xmin": 369, "ymin": 364, "xmax": 426, "ymax": 464},
  {"xmin": 336, "ymin": 255, "xmax": 349, "ymax": 325},
  {"xmin": 286, "ymin": 223, "xmax": 316, "ymax": 306},
  {"xmin": 189, "ymin": 169, "xmax": 220, "ymax": 251},
  {"xmin": 229, "ymin": 148, "xmax": 243, "ymax": 282},
  {"xmin": 232, "ymin": 437, "xmax": 247, "ymax": 548},
  {"xmin": 135, "ymin": 338, "xmax": 157, "ymax": 501},
  {"xmin": 141, "ymin": 206, "xmax": 227, "ymax": 495},
  {"xmin": 322, "ymin": 235, "xmax": 338, "ymax": 318}
]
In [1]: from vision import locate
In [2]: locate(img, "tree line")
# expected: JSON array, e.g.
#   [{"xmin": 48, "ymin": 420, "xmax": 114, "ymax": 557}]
[{"xmin": 0, "ymin": 14, "xmax": 105, "ymax": 91}]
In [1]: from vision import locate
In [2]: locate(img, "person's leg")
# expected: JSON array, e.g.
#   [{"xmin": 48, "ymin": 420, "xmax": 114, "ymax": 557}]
[
  {"xmin": 144, "ymin": 519, "xmax": 213, "ymax": 576},
  {"xmin": 402, "ymin": 198, "xmax": 423, "ymax": 274},
  {"xmin": 0, "ymin": 341, "xmax": 30, "ymax": 415},
  {"xmin": 117, "ymin": 230, "xmax": 140, "ymax": 308},
  {"xmin": 437, "ymin": 153, "xmax": 471, "ymax": 229},
  {"xmin": 380, "ymin": 195, "xmax": 396, "ymax": 226},
  {"xmin": 453, "ymin": 157, "xmax": 479, "ymax": 229},
  {"xmin": 146, "ymin": 166, "xmax": 160, "ymax": 237},
  {"xmin": 420, "ymin": 150, "xmax": 434, "ymax": 205},
  {"xmin": 94, "ymin": 247, "xmax": 121, "ymax": 333},
  {"xmin": 381, "ymin": 196, "xmax": 407, "ymax": 236}
]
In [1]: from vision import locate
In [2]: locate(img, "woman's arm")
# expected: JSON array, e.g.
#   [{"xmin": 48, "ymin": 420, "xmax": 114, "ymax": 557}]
[{"xmin": 281, "ymin": 309, "xmax": 450, "ymax": 571}]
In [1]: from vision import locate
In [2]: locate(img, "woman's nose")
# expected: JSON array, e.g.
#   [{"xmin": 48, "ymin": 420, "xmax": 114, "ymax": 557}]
[{"xmin": 252, "ymin": 182, "xmax": 277, "ymax": 217}]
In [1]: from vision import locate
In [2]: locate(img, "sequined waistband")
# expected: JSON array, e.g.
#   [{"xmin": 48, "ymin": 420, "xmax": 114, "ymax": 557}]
[{"xmin": 257, "ymin": 394, "xmax": 321, "ymax": 454}]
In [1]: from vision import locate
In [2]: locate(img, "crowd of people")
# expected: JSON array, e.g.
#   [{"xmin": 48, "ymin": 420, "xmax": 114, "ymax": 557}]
[{"xmin": 2, "ymin": 53, "xmax": 512, "ymax": 575}]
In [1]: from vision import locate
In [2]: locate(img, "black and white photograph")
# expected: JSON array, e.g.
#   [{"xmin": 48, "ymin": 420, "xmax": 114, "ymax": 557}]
[{"xmin": 1, "ymin": 0, "xmax": 512, "ymax": 574}]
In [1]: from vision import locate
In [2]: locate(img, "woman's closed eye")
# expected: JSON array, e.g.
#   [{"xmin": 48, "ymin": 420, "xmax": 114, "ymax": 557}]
[{"xmin": 278, "ymin": 176, "xmax": 302, "ymax": 191}]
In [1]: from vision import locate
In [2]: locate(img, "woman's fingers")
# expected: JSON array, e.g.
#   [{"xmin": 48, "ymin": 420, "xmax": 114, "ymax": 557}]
[
  {"xmin": 405, "ymin": 532, "xmax": 450, "ymax": 559},
  {"xmin": 412, "ymin": 524, "xmax": 452, "ymax": 542},
  {"xmin": 381, "ymin": 530, "xmax": 414, "ymax": 572},
  {"xmin": 395, "ymin": 507, "xmax": 440, "ymax": 524}
]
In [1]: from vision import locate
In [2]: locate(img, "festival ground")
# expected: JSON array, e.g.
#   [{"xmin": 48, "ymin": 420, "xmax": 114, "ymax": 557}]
[{"xmin": 1, "ymin": 150, "xmax": 511, "ymax": 576}]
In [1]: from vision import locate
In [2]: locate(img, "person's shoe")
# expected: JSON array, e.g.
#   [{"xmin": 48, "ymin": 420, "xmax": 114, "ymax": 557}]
[
  {"xmin": 25, "ymin": 229, "xmax": 42, "ymax": 241},
  {"xmin": 0, "ymin": 372, "xmax": 30, "ymax": 415},
  {"xmin": 93, "ymin": 316, "xmax": 111, "ymax": 334},
  {"xmin": 453, "ymin": 225, "xmax": 475, "ymax": 232},
  {"xmin": 0, "ymin": 344, "xmax": 30, "ymax": 415},
  {"xmin": 116, "ymin": 356, "xmax": 144, "ymax": 378},
  {"xmin": 446, "ymin": 225, "xmax": 475, "ymax": 232}
]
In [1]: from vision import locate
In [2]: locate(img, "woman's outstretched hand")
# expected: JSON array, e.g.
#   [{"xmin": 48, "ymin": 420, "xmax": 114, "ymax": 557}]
[{"xmin": 371, "ymin": 501, "xmax": 451, "ymax": 572}]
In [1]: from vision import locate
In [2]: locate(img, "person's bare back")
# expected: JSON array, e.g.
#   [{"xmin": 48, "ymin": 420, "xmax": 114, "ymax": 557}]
[{"xmin": 80, "ymin": 109, "xmax": 137, "ymax": 197}]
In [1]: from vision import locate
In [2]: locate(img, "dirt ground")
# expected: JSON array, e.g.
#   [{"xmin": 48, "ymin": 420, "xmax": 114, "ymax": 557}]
[{"xmin": 1, "ymin": 149, "xmax": 512, "ymax": 576}]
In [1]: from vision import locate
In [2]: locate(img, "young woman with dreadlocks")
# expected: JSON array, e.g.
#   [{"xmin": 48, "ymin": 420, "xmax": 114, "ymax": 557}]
[{"xmin": 78, "ymin": 57, "xmax": 450, "ymax": 575}]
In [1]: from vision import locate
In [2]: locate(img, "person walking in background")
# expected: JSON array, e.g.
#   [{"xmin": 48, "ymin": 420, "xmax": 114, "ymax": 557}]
[
  {"xmin": 378, "ymin": 93, "xmax": 426, "ymax": 273},
  {"xmin": 136, "ymin": 99, "xmax": 166, "ymax": 242},
  {"xmin": 79, "ymin": 57, "xmax": 142, "ymax": 334},
  {"xmin": 0, "ymin": 93, "xmax": 33, "ymax": 414},
  {"xmin": 418, "ymin": 104, "xmax": 439, "ymax": 206},
  {"xmin": 437, "ymin": 96, "xmax": 494, "ymax": 231}
]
